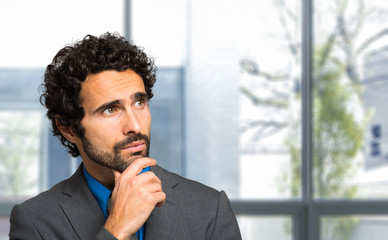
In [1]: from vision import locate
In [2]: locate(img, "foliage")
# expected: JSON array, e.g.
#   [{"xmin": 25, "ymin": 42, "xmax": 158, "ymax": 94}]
[
  {"xmin": 285, "ymin": 40, "xmax": 363, "ymax": 239},
  {"xmin": 311, "ymin": 42, "xmax": 363, "ymax": 199}
]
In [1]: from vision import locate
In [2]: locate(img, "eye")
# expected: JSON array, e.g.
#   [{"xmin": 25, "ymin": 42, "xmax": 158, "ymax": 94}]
[
  {"xmin": 134, "ymin": 100, "xmax": 146, "ymax": 108},
  {"xmin": 102, "ymin": 107, "xmax": 116, "ymax": 115}
]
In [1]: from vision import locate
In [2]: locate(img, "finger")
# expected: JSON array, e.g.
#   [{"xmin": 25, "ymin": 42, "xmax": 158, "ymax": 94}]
[
  {"xmin": 136, "ymin": 172, "xmax": 162, "ymax": 185},
  {"xmin": 112, "ymin": 170, "xmax": 121, "ymax": 183},
  {"xmin": 123, "ymin": 157, "xmax": 157, "ymax": 177},
  {"xmin": 138, "ymin": 179, "xmax": 163, "ymax": 194},
  {"xmin": 155, "ymin": 192, "xmax": 166, "ymax": 208}
]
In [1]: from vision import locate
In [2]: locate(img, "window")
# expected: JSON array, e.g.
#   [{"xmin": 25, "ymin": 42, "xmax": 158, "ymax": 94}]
[{"xmin": 2, "ymin": 0, "xmax": 388, "ymax": 239}]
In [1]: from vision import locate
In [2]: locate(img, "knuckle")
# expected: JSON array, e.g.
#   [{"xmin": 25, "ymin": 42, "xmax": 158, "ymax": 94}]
[
  {"xmin": 151, "ymin": 174, "xmax": 160, "ymax": 182},
  {"xmin": 156, "ymin": 183, "xmax": 163, "ymax": 191},
  {"xmin": 144, "ymin": 194, "xmax": 154, "ymax": 203},
  {"xmin": 128, "ymin": 177, "xmax": 137, "ymax": 187},
  {"xmin": 138, "ymin": 186, "xmax": 146, "ymax": 194}
]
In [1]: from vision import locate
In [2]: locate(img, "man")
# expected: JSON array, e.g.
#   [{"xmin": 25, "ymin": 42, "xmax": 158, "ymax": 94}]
[{"xmin": 9, "ymin": 32, "xmax": 241, "ymax": 240}]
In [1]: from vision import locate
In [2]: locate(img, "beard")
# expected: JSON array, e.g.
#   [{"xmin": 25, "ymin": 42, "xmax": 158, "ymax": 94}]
[{"xmin": 81, "ymin": 133, "xmax": 150, "ymax": 173}]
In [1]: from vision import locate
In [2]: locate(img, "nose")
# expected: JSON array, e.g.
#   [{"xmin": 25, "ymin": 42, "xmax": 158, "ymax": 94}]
[{"xmin": 122, "ymin": 108, "xmax": 141, "ymax": 135}]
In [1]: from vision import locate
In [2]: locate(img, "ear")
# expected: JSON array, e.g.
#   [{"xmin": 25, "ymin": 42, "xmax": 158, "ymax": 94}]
[{"xmin": 55, "ymin": 119, "xmax": 80, "ymax": 144}]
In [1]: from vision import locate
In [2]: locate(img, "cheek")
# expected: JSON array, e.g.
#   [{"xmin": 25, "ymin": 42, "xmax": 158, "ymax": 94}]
[
  {"xmin": 82, "ymin": 120, "xmax": 117, "ymax": 148},
  {"xmin": 141, "ymin": 111, "xmax": 151, "ymax": 133}
]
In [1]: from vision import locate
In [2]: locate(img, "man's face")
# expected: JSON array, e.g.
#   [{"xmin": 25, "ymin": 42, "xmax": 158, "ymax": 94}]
[{"xmin": 77, "ymin": 69, "xmax": 151, "ymax": 172}]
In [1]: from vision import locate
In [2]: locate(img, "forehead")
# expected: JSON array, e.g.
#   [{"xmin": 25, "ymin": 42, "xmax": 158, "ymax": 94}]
[{"xmin": 80, "ymin": 69, "xmax": 145, "ymax": 103}]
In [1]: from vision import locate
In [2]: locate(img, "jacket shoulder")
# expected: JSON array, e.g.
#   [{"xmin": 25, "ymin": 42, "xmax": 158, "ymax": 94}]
[
  {"xmin": 153, "ymin": 165, "xmax": 220, "ymax": 197},
  {"xmin": 9, "ymin": 178, "xmax": 75, "ymax": 240},
  {"xmin": 15, "ymin": 178, "xmax": 68, "ymax": 211},
  {"xmin": 149, "ymin": 165, "xmax": 241, "ymax": 240}
]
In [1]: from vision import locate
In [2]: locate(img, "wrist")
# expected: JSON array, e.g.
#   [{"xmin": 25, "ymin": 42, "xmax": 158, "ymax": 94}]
[{"xmin": 104, "ymin": 220, "xmax": 136, "ymax": 240}]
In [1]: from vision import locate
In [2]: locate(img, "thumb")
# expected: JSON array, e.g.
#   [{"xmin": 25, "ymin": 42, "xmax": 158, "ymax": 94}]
[{"xmin": 112, "ymin": 170, "xmax": 121, "ymax": 183}]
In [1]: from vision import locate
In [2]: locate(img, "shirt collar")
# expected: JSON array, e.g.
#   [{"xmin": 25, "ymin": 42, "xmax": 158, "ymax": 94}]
[{"xmin": 83, "ymin": 165, "xmax": 112, "ymax": 220}]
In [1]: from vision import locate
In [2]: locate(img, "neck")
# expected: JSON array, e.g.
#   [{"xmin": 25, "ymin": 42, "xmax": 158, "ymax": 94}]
[{"xmin": 82, "ymin": 157, "xmax": 115, "ymax": 190}]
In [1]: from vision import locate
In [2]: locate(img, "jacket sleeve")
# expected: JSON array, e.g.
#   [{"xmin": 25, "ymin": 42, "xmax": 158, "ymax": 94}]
[
  {"xmin": 9, "ymin": 204, "xmax": 42, "ymax": 240},
  {"xmin": 209, "ymin": 191, "xmax": 242, "ymax": 240},
  {"xmin": 94, "ymin": 228, "xmax": 138, "ymax": 240},
  {"xmin": 94, "ymin": 227, "xmax": 119, "ymax": 240}
]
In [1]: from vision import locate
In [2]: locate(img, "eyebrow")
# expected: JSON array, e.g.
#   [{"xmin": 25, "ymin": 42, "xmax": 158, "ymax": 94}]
[
  {"xmin": 133, "ymin": 92, "xmax": 148, "ymax": 100},
  {"xmin": 93, "ymin": 99, "xmax": 122, "ymax": 115}
]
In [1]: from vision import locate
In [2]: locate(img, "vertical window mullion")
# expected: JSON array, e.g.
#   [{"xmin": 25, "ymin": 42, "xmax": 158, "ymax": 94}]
[
  {"xmin": 301, "ymin": 0, "xmax": 313, "ymax": 205},
  {"xmin": 123, "ymin": 0, "xmax": 131, "ymax": 41},
  {"xmin": 301, "ymin": 0, "xmax": 317, "ymax": 239}
]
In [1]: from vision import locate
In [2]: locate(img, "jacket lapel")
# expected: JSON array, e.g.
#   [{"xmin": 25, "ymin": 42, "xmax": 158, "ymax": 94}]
[
  {"xmin": 59, "ymin": 164, "xmax": 106, "ymax": 240},
  {"xmin": 145, "ymin": 165, "xmax": 182, "ymax": 239}
]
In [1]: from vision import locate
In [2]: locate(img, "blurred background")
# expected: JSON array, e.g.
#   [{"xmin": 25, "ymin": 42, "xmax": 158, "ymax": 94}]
[{"xmin": 1, "ymin": 0, "xmax": 388, "ymax": 239}]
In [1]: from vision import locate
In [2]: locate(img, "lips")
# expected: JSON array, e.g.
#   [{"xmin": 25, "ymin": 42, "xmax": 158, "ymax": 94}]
[{"xmin": 122, "ymin": 140, "xmax": 146, "ymax": 153}]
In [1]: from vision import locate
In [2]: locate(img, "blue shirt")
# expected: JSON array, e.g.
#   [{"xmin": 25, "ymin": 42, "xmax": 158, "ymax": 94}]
[{"xmin": 83, "ymin": 165, "xmax": 149, "ymax": 239}]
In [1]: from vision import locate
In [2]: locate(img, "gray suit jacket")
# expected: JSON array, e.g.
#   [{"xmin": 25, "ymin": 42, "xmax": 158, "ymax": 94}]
[{"xmin": 9, "ymin": 164, "xmax": 241, "ymax": 240}]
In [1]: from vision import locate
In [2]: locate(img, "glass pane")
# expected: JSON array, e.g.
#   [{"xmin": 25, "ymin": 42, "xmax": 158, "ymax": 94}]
[
  {"xmin": 0, "ymin": 111, "xmax": 41, "ymax": 197},
  {"xmin": 238, "ymin": 215, "xmax": 292, "ymax": 240},
  {"xmin": 0, "ymin": 217, "xmax": 9, "ymax": 240},
  {"xmin": 0, "ymin": 0, "xmax": 123, "ymax": 68},
  {"xmin": 182, "ymin": 0, "xmax": 301, "ymax": 199},
  {"xmin": 313, "ymin": 0, "xmax": 388, "ymax": 199},
  {"xmin": 149, "ymin": 69, "xmax": 185, "ymax": 175},
  {"xmin": 132, "ymin": 0, "xmax": 187, "ymax": 67},
  {"xmin": 321, "ymin": 215, "xmax": 388, "ymax": 240}
]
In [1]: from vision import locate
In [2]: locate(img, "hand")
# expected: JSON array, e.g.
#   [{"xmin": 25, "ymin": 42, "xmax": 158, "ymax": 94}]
[{"xmin": 104, "ymin": 157, "xmax": 166, "ymax": 239}]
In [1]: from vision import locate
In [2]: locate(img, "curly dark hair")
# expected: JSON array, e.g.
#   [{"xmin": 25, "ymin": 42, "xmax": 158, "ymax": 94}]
[{"xmin": 40, "ymin": 32, "xmax": 157, "ymax": 157}]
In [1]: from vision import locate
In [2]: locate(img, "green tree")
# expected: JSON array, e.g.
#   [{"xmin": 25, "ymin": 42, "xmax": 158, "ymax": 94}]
[{"xmin": 286, "ymin": 39, "xmax": 363, "ymax": 239}]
